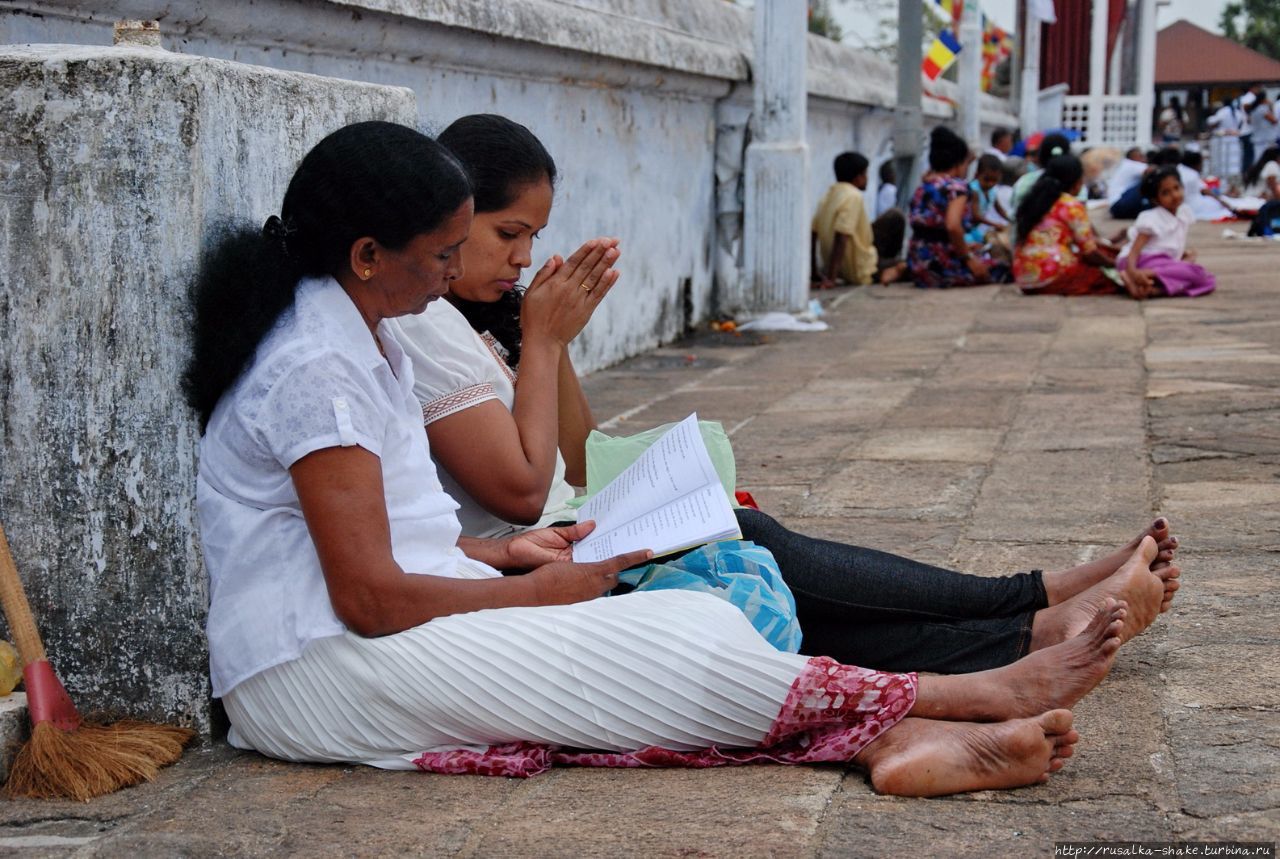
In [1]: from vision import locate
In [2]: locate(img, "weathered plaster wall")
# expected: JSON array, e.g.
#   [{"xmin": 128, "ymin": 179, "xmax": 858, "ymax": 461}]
[
  {"xmin": 0, "ymin": 44, "xmax": 416, "ymax": 731},
  {"xmin": 1, "ymin": 0, "xmax": 1016, "ymax": 368}
]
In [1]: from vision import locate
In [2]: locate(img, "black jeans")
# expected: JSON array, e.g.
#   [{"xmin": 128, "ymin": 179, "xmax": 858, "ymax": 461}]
[{"xmin": 735, "ymin": 508, "xmax": 1047, "ymax": 675}]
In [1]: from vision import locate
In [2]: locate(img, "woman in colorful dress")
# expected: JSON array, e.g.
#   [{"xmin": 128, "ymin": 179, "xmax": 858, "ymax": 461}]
[
  {"xmin": 1013, "ymin": 155, "xmax": 1126, "ymax": 297},
  {"xmin": 907, "ymin": 126, "xmax": 1011, "ymax": 288},
  {"xmin": 185, "ymin": 118, "xmax": 1144, "ymax": 796}
]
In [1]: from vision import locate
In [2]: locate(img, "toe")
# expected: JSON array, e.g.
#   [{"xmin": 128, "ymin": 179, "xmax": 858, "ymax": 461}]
[
  {"xmin": 1039, "ymin": 709, "xmax": 1074, "ymax": 735},
  {"xmin": 1136, "ymin": 535, "xmax": 1158, "ymax": 564}
]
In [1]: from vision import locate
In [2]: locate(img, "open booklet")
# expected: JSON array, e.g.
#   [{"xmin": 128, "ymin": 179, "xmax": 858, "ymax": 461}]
[{"xmin": 572, "ymin": 413, "xmax": 742, "ymax": 563}]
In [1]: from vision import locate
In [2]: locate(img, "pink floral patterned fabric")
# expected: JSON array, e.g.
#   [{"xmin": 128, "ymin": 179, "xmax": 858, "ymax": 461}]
[{"xmin": 411, "ymin": 657, "xmax": 918, "ymax": 777}]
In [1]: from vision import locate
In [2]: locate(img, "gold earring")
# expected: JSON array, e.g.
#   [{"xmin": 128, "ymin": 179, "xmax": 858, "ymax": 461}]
[{"xmin": 363, "ymin": 268, "xmax": 372, "ymax": 278}]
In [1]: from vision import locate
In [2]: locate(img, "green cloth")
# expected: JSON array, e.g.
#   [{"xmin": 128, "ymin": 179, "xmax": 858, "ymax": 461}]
[{"xmin": 567, "ymin": 420, "xmax": 738, "ymax": 509}]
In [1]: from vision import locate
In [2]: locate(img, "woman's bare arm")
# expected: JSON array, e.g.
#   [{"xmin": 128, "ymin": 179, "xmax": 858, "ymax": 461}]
[
  {"xmin": 946, "ymin": 194, "xmax": 990, "ymax": 281},
  {"xmin": 556, "ymin": 350, "xmax": 596, "ymax": 486},
  {"xmin": 428, "ymin": 239, "xmax": 618, "ymax": 524},
  {"xmin": 291, "ymin": 445, "xmax": 644, "ymax": 637}
]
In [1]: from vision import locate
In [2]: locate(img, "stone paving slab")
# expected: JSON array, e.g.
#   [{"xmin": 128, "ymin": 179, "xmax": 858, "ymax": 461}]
[{"xmin": 1, "ymin": 220, "xmax": 1276, "ymax": 855}]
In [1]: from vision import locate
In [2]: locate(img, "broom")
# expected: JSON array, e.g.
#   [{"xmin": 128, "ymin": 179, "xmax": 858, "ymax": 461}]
[{"xmin": 0, "ymin": 521, "xmax": 195, "ymax": 801}]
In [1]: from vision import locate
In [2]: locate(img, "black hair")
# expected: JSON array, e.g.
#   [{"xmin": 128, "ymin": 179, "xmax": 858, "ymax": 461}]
[
  {"xmin": 872, "ymin": 208, "xmax": 906, "ymax": 260},
  {"xmin": 1125, "ymin": 146, "xmax": 1144, "ymax": 160},
  {"xmin": 1035, "ymin": 133, "xmax": 1071, "ymax": 166},
  {"xmin": 1245, "ymin": 145, "xmax": 1280, "ymax": 187},
  {"xmin": 1015, "ymin": 154, "xmax": 1083, "ymax": 244},
  {"xmin": 879, "ymin": 160, "xmax": 896, "ymax": 184},
  {"xmin": 1000, "ymin": 156, "xmax": 1022, "ymax": 186},
  {"xmin": 437, "ymin": 114, "xmax": 559, "ymax": 369},
  {"xmin": 928, "ymin": 125, "xmax": 969, "ymax": 172},
  {"xmin": 1180, "ymin": 149, "xmax": 1203, "ymax": 171},
  {"xmin": 975, "ymin": 153, "xmax": 1002, "ymax": 175},
  {"xmin": 1140, "ymin": 165, "xmax": 1181, "ymax": 201},
  {"xmin": 1145, "ymin": 148, "xmax": 1161, "ymax": 163},
  {"xmin": 990, "ymin": 127, "xmax": 1012, "ymax": 147},
  {"xmin": 183, "ymin": 121, "xmax": 472, "ymax": 430},
  {"xmin": 1154, "ymin": 146, "xmax": 1182, "ymax": 166},
  {"xmin": 834, "ymin": 151, "xmax": 869, "ymax": 183}
]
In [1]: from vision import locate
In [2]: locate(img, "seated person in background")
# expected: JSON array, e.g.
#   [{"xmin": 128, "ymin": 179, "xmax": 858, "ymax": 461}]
[
  {"xmin": 811, "ymin": 152, "xmax": 906, "ymax": 288},
  {"xmin": 1014, "ymin": 154, "xmax": 1124, "ymax": 297},
  {"xmin": 995, "ymin": 156, "xmax": 1022, "ymax": 221},
  {"xmin": 985, "ymin": 127, "xmax": 1014, "ymax": 163},
  {"xmin": 1105, "ymin": 147, "xmax": 1148, "ymax": 209},
  {"xmin": 1110, "ymin": 146, "xmax": 1182, "ymax": 220},
  {"xmin": 1111, "ymin": 145, "xmax": 1177, "ymax": 218},
  {"xmin": 1117, "ymin": 166, "xmax": 1216, "ymax": 299},
  {"xmin": 966, "ymin": 154, "xmax": 1011, "ymax": 261},
  {"xmin": 876, "ymin": 160, "xmax": 898, "ymax": 217},
  {"xmin": 1177, "ymin": 150, "xmax": 1236, "ymax": 222},
  {"xmin": 907, "ymin": 125, "xmax": 1011, "ymax": 288},
  {"xmin": 1244, "ymin": 145, "xmax": 1280, "ymax": 200},
  {"xmin": 1010, "ymin": 132, "xmax": 1073, "ymax": 228},
  {"xmin": 1243, "ymin": 146, "xmax": 1280, "ymax": 236}
]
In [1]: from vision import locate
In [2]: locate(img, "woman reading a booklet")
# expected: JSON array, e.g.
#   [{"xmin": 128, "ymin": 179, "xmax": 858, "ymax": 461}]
[
  {"xmin": 392, "ymin": 114, "xmax": 1181, "ymax": 675},
  {"xmin": 189, "ymin": 119, "xmax": 1141, "ymax": 795}
]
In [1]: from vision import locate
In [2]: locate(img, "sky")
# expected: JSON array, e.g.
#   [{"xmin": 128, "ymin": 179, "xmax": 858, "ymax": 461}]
[{"xmin": 833, "ymin": 0, "xmax": 1231, "ymax": 48}]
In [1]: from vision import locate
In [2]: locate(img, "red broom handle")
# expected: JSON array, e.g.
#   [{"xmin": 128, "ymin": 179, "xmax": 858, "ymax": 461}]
[{"xmin": 0, "ymin": 523, "xmax": 49, "ymax": 667}]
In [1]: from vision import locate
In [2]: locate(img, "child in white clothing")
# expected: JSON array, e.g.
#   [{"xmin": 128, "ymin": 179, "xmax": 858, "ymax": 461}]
[{"xmin": 1118, "ymin": 167, "xmax": 1216, "ymax": 298}]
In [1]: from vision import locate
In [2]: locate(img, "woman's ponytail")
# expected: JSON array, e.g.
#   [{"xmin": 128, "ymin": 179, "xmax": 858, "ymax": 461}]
[{"xmin": 1015, "ymin": 154, "xmax": 1083, "ymax": 244}]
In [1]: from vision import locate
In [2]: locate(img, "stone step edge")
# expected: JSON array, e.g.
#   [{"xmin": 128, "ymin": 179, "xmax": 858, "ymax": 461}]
[{"xmin": 0, "ymin": 693, "xmax": 30, "ymax": 785}]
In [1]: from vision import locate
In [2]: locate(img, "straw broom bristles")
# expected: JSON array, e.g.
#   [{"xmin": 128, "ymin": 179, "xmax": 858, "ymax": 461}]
[
  {"xmin": 5, "ymin": 719, "xmax": 195, "ymax": 802},
  {"xmin": 0, "ymin": 523, "xmax": 196, "ymax": 801}
]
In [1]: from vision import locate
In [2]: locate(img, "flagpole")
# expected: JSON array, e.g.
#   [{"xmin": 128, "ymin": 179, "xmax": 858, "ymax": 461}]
[
  {"xmin": 1019, "ymin": 0, "xmax": 1043, "ymax": 135},
  {"xmin": 894, "ymin": 0, "xmax": 924, "ymax": 211},
  {"xmin": 958, "ymin": 0, "xmax": 983, "ymax": 148}
]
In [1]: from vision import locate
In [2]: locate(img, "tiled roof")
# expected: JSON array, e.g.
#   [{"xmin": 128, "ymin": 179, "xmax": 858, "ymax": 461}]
[{"xmin": 1156, "ymin": 19, "xmax": 1280, "ymax": 85}]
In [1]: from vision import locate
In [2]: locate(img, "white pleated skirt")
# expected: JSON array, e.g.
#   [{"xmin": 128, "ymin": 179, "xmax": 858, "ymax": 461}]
[{"xmin": 223, "ymin": 590, "xmax": 811, "ymax": 770}]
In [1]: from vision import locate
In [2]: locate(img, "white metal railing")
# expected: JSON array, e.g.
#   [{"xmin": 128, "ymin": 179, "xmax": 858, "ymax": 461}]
[{"xmin": 1060, "ymin": 95, "xmax": 1143, "ymax": 147}]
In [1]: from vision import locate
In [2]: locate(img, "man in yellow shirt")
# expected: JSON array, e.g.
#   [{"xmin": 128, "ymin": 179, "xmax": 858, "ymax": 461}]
[{"xmin": 811, "ymin": 152, "xmax": 878, "ymax": 288}]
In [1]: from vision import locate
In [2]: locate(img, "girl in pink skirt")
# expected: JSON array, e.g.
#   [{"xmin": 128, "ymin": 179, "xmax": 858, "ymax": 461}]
[{"xmin": 1118, "ymin": 167, "xmax": 1217, "ymax": 299}]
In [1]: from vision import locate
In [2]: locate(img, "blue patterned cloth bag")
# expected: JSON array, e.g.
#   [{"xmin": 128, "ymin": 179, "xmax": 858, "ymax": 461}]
[{"xmin": 619, "ymin": 540, "xmax": 801, "ymax": 653}]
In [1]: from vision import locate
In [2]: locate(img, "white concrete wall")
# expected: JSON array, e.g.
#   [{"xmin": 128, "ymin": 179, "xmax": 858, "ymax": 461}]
[
  {"xmin": 0, "ymin": 43, "xmax": 417, "ymax": 731},
  {"xmin": 1, "ymin": 0, "xmax": 1016, "ymax": 369}
]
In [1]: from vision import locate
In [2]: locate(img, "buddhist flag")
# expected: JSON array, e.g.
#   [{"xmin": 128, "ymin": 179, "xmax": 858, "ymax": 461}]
[
  {"xmin": 935, "ymin": 0, "xmax": 964, "ymax": 25},
  {"xmin": 922, "ymin": 28, "xmax": 962, "ymax": 81},
  {"xmin": 981, "ymin": 20, "xmax": 1012, "ymax": 91}
]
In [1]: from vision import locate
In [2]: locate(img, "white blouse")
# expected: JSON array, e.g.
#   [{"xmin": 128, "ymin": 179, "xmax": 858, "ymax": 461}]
[
  {"xmin": 1120, "ymin": 204, "xmax": 1194, "ymax": 261},
  {"xmin": 197, "ymin": 277, "xmax": 499, "ymax": 697},
  {"xmin": 387, "ymin": 300, "xmax": 577, "ymax": 540}
]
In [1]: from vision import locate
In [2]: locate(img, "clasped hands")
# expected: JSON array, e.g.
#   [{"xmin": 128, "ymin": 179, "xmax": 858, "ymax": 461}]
[{"xmin": 520, "ymin": 237, "xmax": 622, "ymax": 347}]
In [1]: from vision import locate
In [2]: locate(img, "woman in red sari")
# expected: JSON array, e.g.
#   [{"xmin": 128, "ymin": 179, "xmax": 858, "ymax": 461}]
[{"xmin": 1013, "ymin": 155, "xmax": 1125, "ymax": 297}]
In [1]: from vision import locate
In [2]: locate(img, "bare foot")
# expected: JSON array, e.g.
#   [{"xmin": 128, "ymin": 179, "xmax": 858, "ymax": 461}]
[
  {"xmin": 856, "ymin": 710, "xmax": 1077, "ymax": 797},
  {"xmin": 1032, "ymin": 537, "xmax": 1164, "ymax": 649},
  {"xmin": 911, "ymin": 601, "xmax": 1125, "ymax": 722},
  {"xmin": 878, "ymin": 261, "xmax": 908, "ymax": 286},
  {"xmin": 1042, "ymin": 518, "xmax": 1177, "ymax": 604}
]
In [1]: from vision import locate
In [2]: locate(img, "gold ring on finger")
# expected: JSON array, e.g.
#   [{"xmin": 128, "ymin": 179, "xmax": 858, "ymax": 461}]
[{"xmin": 579, "ymin": 282, "xmax": 592, "ymax": 292}]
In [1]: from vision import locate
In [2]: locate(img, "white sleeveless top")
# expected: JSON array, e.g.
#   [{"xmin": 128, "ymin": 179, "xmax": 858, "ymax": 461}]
[{"xmin": 387, "ymin": 300, "xmax": 577, "ymax": 539}]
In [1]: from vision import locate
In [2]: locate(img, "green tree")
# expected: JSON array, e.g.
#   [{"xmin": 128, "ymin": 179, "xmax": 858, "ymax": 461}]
[
  {"xmin": 1220, "ymin": 0, "xmax": 1280, "ymax": 61},
  {"xmin": 808, "ymin": 0, "xmax": 844, "ymax": 41}
]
